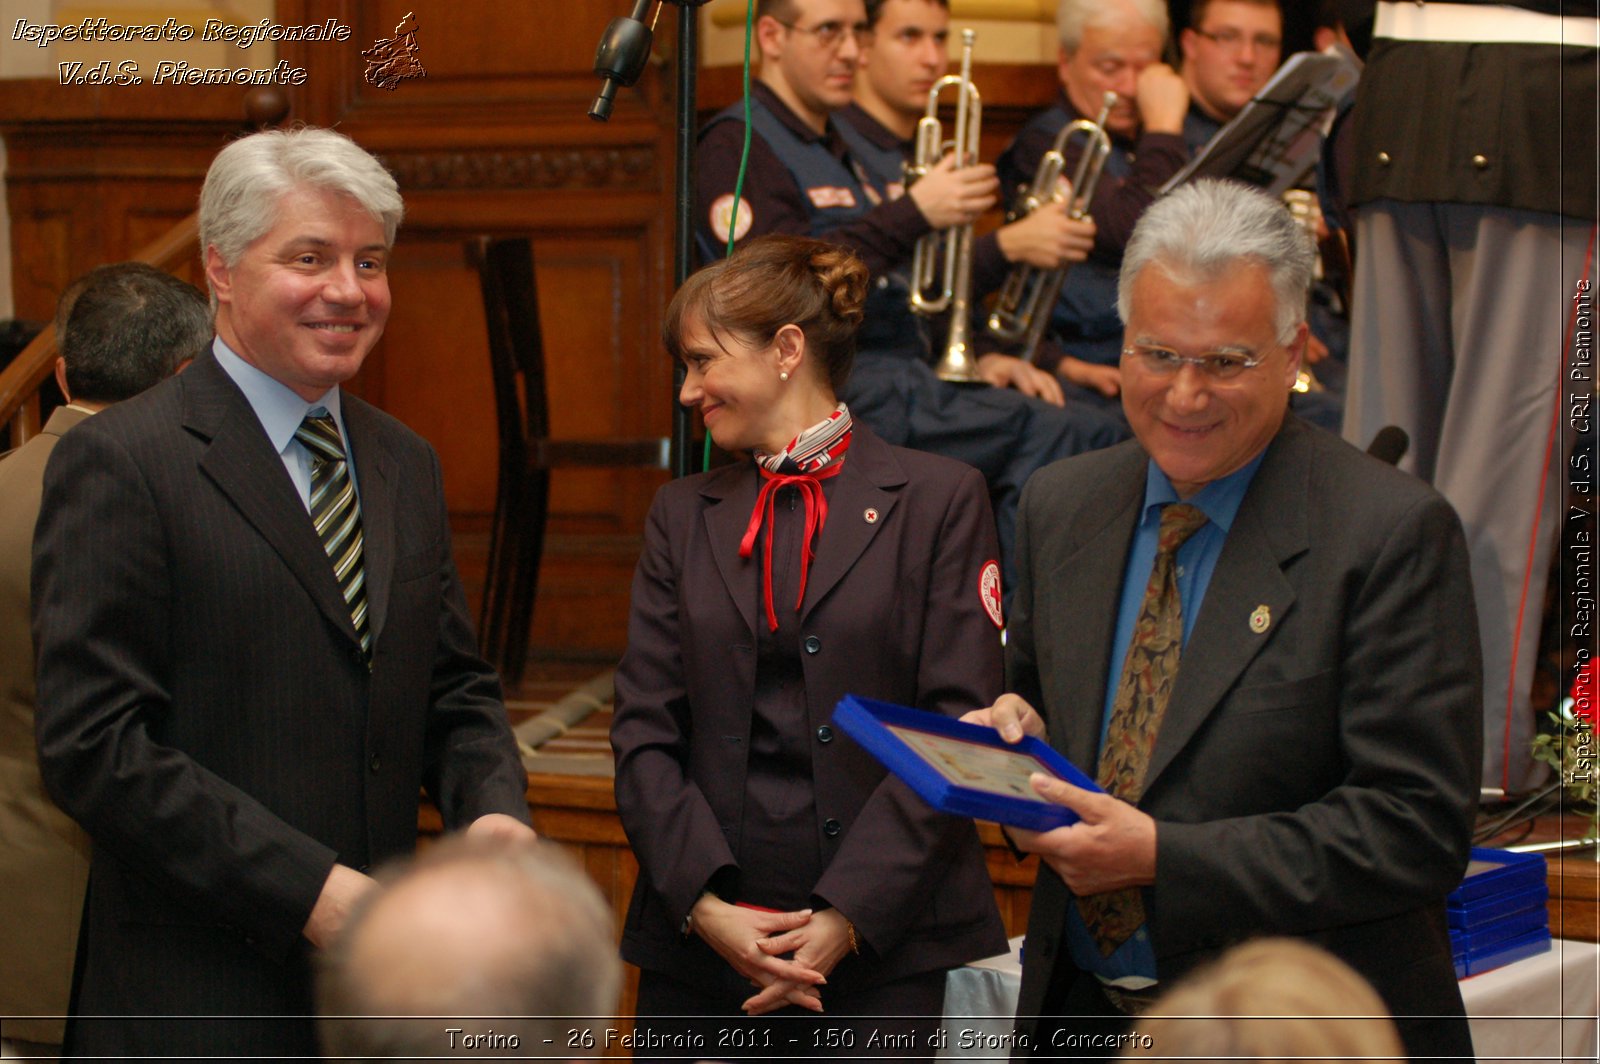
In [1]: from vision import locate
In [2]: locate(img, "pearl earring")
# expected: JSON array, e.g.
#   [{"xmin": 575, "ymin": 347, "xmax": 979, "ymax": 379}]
[{"xmin": 780, "ymin": 371, "xmax": 789, "ymax": 382}]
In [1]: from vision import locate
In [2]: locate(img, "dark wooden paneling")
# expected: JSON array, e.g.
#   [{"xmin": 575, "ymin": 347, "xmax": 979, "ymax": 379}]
[{"xmin": 0, "ymin": 82, "xmax": 241, "ymax": 319}]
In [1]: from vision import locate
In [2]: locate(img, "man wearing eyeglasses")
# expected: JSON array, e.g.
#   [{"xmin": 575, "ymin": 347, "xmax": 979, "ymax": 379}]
[
  {"xmin": 995, "ymin": 0, "xmax": 1190, "ymax": 410},
  {"xmin": 1177, "ymin": 0, "xmax": 1284, "ymax": 154},
  {"xmin": 968, "ymin": 180, "xmax": 1479, "ymax": 1061},
  {"xmin": 696, "ymin": 0, "xmax": 1128, "ymax": 598}
]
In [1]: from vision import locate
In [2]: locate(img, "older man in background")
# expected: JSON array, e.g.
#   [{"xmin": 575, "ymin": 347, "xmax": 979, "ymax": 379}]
[{"xmin": 997, "ymin": 0, "xmax": 1190, "ymax": 404}]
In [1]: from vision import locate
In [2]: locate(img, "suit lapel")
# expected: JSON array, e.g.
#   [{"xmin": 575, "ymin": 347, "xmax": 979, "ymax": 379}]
[
  {"xmin": 342, "ymin": 399, "xmax": 397, "ymax": 644},
  {"xmin": 800, "ymin": 427, "xmax": 905, "ymax": 619},
  {"xmin": 1048, "ymin": 453, "xmax": 1144, "ymax": 771},
  {"xmin": 700, "ymin": 464, "xmax": 764, "ymax": 637},
  {"xmin": 1145, "ymin": 420, "xmax": 1311, "ymax": 791},
  {"xmin": 184, "ymin": 356, "xmax": 366, "ymax": 652}
]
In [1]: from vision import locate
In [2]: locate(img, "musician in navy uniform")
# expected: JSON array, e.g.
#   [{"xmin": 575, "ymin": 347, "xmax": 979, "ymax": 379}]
[
  {"xmin": 1176, "ymin": 0, "xmax": 1285, "ymax": 156},
  {"xmin": 1342, "ymin": 0, "xmax": 1599, "ymax": 792},
  {"xmin": 839, "ymin": 0, "xmax": 1125, "ymax": 405},
  {"xmin": 694, "ymin": 0, "xmax": 1125, "ymax": 591},
  {"xmin": 996, "ymin": 0, "xmax": 1190, "ymax": 405},
  {"xmin": 613, "ymin": 235, "xmax": 1008, "ymax": 1059}
]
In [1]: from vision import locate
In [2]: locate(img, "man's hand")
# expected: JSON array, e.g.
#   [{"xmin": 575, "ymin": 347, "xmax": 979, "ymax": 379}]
[
  {"xmin": 1134, "ymin": 63, "xmax": 1189, "ymax": 135},
  {"xmin": 1009, "ymin": 776, "xmax": 1157, "ymax": 896},
  {"xmin": 689, "ymin": 895, "xmax": 826, "ymax": 994},
  {"xmin": 908, "ymin": 153, "xmax": 999, "ymax": 230},
  {"xmin": 961, "ymin": 693, "xmax": 1048, "ymax": 744},
  {"xmin": 303, "ymin": 863, "xmax": 378, "ymax": 950},
  {"xmin": 744, "ymin": 908, "xmax": 854, "ymax": 1015},
  {"xmin": 465, "ymin": 812, "xmax": 538, "ymax": 844},
  {"xmin": 1056, "ymin": 356, "xmax": 1121, "ymax": 398},
  {"xmin": 995, "ymin": 204, "xmax": 1097, "ymax": 270},
  {"xmin": 977, "ymin": 353, "xmax": 1065, "ymax": 406},
  {"xmin": 1303, "ymin": 332, "xmax": 1331, "ymax": 366}
]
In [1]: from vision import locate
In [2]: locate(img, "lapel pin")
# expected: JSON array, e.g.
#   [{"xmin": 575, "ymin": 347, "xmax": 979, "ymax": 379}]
[
  {"xmin": 863, "ymin": 508, "xmax": 879, "ymax": 524},
  {"xmin": 1249, "ymin": 604, "xmax": 1271, "ymax": 634}
]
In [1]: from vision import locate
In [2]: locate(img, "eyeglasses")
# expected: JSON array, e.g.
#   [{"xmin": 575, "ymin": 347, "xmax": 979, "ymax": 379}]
[
  {"xmin": 1193, "ymin": 28, "xmax": 1282, "ymax": 53},
  {"xmin": 777, "ymin": 19, "xmax": 870, "ymax": 49},
  {"xmin": 1122, "ymin": 344, "xmax": 1268, "ymax": 381}
]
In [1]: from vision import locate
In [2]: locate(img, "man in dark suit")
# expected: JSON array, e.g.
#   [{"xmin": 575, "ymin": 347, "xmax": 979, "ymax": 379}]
[
  {"xmin": 31, "ymin": 127, "xmax": 535, "ymax": 1058},
  {"xmin": 0, "ymin": 263, "xmax": 209, "ymax": 1058},
  {"xmin": 971, "ymin": 179, "xmax": 1481, "ymax": 1061}
]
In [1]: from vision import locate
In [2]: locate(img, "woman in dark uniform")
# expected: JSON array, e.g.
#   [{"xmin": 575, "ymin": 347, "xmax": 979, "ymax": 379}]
[{"xmin": 612, "ymin": 235, "xmax": 1008, "ymax": 1060}]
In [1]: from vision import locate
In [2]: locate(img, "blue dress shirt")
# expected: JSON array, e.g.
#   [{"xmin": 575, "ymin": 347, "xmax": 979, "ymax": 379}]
[{"xmin": 1064, "ymin": 450, "xmax": 1267, "ymax": 988}]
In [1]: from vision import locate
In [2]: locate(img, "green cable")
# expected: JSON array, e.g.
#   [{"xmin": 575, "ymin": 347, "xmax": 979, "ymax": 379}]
[{"xmin": 701, "ymin": 0, "xmax": 756, "ymax": 473}]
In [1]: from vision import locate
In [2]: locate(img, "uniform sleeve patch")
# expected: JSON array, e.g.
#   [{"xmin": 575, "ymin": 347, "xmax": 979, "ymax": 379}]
[
  {"xmin": 710, "ymin": 193, "xmax": 754, "ymax": 244},
  {"xmin": 979, "ymin": 560, "xmax": 1004, "ymax": 630}
]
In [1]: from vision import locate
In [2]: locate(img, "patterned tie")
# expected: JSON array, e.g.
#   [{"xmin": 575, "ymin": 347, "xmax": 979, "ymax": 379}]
[
  {"xmin": 296, "ymin": 411, "xmax": 371, "ymax": 660},
  {"xmin": 1078, "ymin": 502, "xmax": 1209, "ymax": 956}
]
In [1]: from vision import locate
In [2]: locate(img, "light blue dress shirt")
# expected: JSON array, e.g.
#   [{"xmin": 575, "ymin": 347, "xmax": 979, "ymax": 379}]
[
  {"xmin": 211, "ymin": 338, "xmax": 356, "ymax": 512},
  {"xmin": 1064, "ymin": 449, "xmax": 1267, "ymax": 988}
]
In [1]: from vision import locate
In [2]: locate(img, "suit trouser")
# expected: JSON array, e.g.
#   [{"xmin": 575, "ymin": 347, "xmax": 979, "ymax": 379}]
[{"xmin": 1343, "ymin": 199, "xmax": 1595, "ymax": 792}]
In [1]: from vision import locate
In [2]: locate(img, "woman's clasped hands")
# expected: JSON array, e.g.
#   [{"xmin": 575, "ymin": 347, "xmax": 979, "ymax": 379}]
[{"xmin": 688, "ymin": 894, "xmax": 855, "ymax": 1016}]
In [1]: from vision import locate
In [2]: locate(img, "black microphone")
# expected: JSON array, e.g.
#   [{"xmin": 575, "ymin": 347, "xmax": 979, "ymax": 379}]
[
  {"xmin": 588, "ymin": 0, "xmax": 719, "ymax": 122},
  {"xmin": 589, "ymin": 0, "xmax": 655, "ymax": 122},
  {"xmin": 1366, "ymin": 425, "xmax": 1409, "ymax": 466}
]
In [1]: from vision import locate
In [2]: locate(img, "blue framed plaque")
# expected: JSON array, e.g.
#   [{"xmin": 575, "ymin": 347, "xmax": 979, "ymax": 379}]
[{"xmin": 831, "ymin": 695, "xmax": 1102, "ymax": 831}]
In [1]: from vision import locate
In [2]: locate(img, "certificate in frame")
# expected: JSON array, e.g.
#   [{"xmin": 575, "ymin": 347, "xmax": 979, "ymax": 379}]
[{"xmin": 832, "ymin": 695, "xmax": 1101, "ymax": 831}]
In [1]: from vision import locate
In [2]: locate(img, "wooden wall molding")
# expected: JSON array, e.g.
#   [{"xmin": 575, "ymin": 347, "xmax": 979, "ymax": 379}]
[{"xmin": 381, "ymin": 146, "xmax": 659, "ymax": 193}]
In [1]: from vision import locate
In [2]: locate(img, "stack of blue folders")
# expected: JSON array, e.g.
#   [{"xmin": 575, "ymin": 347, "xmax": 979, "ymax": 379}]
[{"xmin": 1448, "ymin": 847, "xmax": 1552, "ymax": 978}]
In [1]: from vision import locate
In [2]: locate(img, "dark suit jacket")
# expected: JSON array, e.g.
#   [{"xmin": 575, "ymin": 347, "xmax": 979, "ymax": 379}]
[
  {"xmin": 0, "ymin": 406, "xmax": 92, "ymax": 1044},
  {"xmin": 31, "ymin": 352, "xmax": 530, "ymax": 1058},
  {"xmin": 1008, "ymin": 417, "xmax": 1481, "ymax": 1061},
  {"xmin": 612, "ymin": 424, "xmax": 1008, "ymax": 993}
]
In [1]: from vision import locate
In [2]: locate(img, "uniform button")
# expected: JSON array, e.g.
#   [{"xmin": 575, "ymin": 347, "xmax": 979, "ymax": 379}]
[
  {"xmin": 368, "ymin": 753, "xmax": 381, "ymax": 772},
  {"xmin": 823, "ymin": 818, "xmax": 842, "ymax": 837},
  {"xmin": 816, "ymin": 725, "xmax": 834, "ymax": 743},
  {"xmin": 1472, "ymin": 153, "xmax": 1489, "ymax": 170},
  {"xmin": 350, "ymin": 647, "xmax": 365, "ymax": 665},
  {"xmin": 1376, "ymin": 151, "xmax": 1391, "ymax": 166},
  {"xmin": 875, "ymin": 275, "xmax": 889, "ymax": 290},
  {"xmin": 804, "ymin": 635, "xmax": 822, "ymax": 655}
]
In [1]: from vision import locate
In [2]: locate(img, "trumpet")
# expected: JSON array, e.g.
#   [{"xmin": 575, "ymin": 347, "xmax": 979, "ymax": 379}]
[
  {"xmin": 986, "ymin": 91, "xmax": 1116, "ymax": 362},
  {"xmin": 1282, "ymin": 188, "xmax": 1323, "ymax": 394},
  {"xmin": 908, "ymin": 28, "xmax": 983, "ymax": 383}
]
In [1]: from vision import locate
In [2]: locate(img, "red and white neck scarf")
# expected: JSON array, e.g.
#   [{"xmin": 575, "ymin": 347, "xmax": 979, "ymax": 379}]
[{"xmin": 742, "ymin": 404, "xmax": 854, "ymax": 631}]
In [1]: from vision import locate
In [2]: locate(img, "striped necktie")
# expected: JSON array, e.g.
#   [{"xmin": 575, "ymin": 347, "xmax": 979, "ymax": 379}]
[
  {"xmin": 1078, "ymin": 502, "xmax": 1208, "ymax": 956},
  {"xmin": 296, "ymin": 411, "xmax": 371, "ymax": 660}
]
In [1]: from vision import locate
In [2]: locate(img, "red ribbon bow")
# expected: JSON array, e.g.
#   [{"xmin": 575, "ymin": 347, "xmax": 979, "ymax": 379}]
[{"xmin": 739, "ymin": 463, "xmax": 844, "ymax": 632}]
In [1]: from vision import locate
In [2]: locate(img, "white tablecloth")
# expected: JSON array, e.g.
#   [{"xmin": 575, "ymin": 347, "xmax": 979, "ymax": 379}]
[{"xmin": 941, "ymin": 937, "xmax": 1599, "ymax": 1062}]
